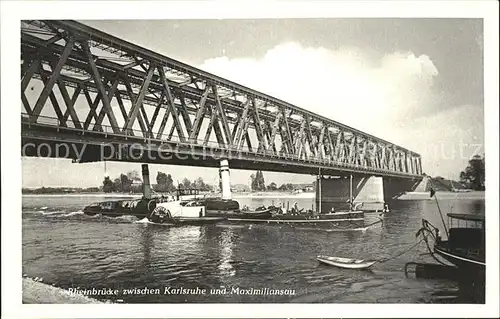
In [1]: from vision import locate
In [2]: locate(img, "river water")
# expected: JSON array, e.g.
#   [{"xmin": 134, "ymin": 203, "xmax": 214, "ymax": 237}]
[{"xmin": 22, "ymin": 193, "xmax": 485, "ymax": 303}]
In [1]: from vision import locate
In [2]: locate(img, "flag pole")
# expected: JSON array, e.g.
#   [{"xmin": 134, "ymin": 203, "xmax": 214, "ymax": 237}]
[
  {"xmin": 318, "ymin": 168, "xmax": 322, "ymax": 214},
  {"xmin": 431, "ymin": 187, "xmax": 449, "ymax": 237},
  {"xmin": 349, "ymin": 174, "xmax": 353, "ymax": 211}
]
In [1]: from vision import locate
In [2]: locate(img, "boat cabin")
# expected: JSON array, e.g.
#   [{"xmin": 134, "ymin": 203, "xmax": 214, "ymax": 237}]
[
  {"xmin": 175, "ymin": 188, "xmax": 201, "ymax": 201},
  {"xmin": 443, "ymin": 213, "xmax": 485, "ymax": 260},
  {"xmin": 98, "ymin": 201, "xmax": 119, "ymax": 211},
  {"xmin": 447, "ymin": 213, "xmax": 484, "ymax": 230}
]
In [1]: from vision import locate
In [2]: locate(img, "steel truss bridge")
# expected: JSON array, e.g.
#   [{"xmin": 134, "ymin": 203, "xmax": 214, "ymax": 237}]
[{"xmin": 21, "ymin": 20, "xmax": 423, "ymax": 179}]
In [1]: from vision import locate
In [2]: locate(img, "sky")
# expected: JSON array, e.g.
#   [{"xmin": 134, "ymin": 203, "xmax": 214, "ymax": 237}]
[{"xmin": 22, "ymin": 18, "xmax": 484, "ymax": 188}]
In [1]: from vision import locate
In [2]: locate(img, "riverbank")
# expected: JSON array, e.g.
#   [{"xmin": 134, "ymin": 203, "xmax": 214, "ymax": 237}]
[
  {"xmin": 22, "ymin": 191, "xmax": 316, "ymax": 199},
  {"xmin": 22, "ymin": 193, "xmax": 140, "ymax": 197},
  {"xmin": 22, "ymin": 278, "xmax": 107, "ymax": 304},
  {"xmin": 233, "ymin": 191, "xmax": 315, "ymax": 199},
  {"xmin": 22, "ymin": 191, "xmax": 484, "ymax": 201}
]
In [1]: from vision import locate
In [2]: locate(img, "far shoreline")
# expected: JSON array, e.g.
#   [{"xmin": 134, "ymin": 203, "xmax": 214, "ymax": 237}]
[
  {"xmin": 21, "ymin": 191, "xmax": 317, "ymax": 198},
  {"xmin": 21, "ymin": 190, "xmax": 485, "ymax": 200}
]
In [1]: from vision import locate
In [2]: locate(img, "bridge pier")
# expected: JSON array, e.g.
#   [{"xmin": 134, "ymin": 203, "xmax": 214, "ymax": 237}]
[
  {"xmin": 316, "ymin": 175, "xmax": 420, "ymax": 212},
  {"xmin": 316, "ymin": 175, "xmax": 383, "ymax": 212},
  {"xmin": 219, "ymin": 159, "xmax": 232, "ymax": 200},
  {"xmin": 382, "ymin": 177, "xmax": 422, "ymax": 200},
  {"xmin": 413, "ymin": 176, "xmax": 432, "ymax": 192}
]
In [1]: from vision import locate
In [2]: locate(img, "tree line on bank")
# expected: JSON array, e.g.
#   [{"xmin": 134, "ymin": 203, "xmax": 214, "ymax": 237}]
[
  {"xmin": 250, "ymin": 170, "xmax": 314, "ymax": 192},
  {"xmin": 154, "ymin": 172, "xmax": 212, "ymax": 192},
  {"xmin": 22, "ymin": 187, "xmax": 100, "ymax": 194},
  {"xmin": 102, "ymin": 170, "xmax": 213, "ymax": 193},
  {"xmin": 101, "ymin": 169, "xmax": 313, "ymax": 194},
  {"xmin": 459, "ymin": 154, "xmax": 485, "ymax": 190},
  {"xmin": 22, "ymin": 155, "xmax": 486, "ymax": 195}
]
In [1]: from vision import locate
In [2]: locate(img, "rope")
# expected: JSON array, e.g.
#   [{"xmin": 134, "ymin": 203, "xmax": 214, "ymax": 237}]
[
  {"xmin": 376, "ymin": 238, "xmax": 424, "ymax": 264},
  {"xmin": 419, "ymin": 226, "xmax": 450, "ymax": 266},
  {"xmin": 364, "ymin": 217, "xmax": 384, "ymax": 228},
  {"xmin": 326, "ymin": 215, "xmax": 383, "ymax": 231}
]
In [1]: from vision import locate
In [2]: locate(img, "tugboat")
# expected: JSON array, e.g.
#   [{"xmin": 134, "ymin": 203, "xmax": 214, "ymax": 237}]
[
  {"xmin": 148, "ymin": 189, "xmax": 278, "ymax": 224},
  {"xmin": 83, "ymin": 164, "xmax": 229, "ymax": 225},
  {"xmin": 146, "ymin": 201, "xmax": 225, "ymax": 225},
  {"xmin": 83, "ymin": 164, "xmax": 158, "ymax": 218},
  {"xmin": 82, "ymin": 163, "xmax": 274, "ymax": 224}
]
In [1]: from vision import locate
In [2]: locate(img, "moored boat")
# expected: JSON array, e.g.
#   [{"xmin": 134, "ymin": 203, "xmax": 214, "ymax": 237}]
[
  {"xmin": 317, "ymin": 255, "xmax": 377, "ymax": 269},
  {"xmin": 415, "ymin": 209, "xmax": 485, "ymax": 303},
  {"xmin": 418, "ymin": 213, "xmax": 485, "ymax": 270}
]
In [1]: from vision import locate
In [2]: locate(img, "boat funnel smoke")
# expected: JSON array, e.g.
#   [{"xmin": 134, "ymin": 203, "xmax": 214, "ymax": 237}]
[{"xmin": 142, "ymin": 164, "xmax": 152, "ymax": 199}]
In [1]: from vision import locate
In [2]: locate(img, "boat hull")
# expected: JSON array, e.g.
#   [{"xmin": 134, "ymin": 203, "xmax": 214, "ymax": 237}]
[
  {"xmin": 224, "ymin": 215, "xmax": 367, "ymax": 231},
  {"xmin": 83, "ymin": 198, "xmax": 157, "ymax": 218},
  {"xmin": 434, "ymin": 245, "xmax": 486, "ymax": 269},
  {"xmin": 317, "ymin": 255, "xmax": 377, "ymax": 269},
  {"xmin": 147, "ymin": 216, "xmax": 226, "ymax": 226},
  {"xmin": 82, "ymin": 200, "xmax": 371, "ymax": 231},
  {"xmin": 83, "ymin": 210, "xmax": 147, "ymax": 219},
  {"xmin": 205, "ymin": 208, "xmax": 274, "ymax": 219}
]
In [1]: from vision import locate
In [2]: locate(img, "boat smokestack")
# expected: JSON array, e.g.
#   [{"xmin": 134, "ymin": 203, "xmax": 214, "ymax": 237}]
[
  {"xmin": 220, "ymin": 159, "xmax": 231, "ymax": 200},
  {"xmin": 142, "ymin": 164, "xmax": 152, "ymax": 199}
]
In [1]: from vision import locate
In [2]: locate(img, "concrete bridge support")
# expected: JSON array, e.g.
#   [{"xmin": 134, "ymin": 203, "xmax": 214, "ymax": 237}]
[
  {"xmin": 219, "ymin": 159, "xmax": 232, "ymax": 200},
  {"xmin": 315, "ymin": 175, "xmax": 374, "ymax": 212},
  {"xmin": 382, "ymin": 177, "xmax": 422, "ymax": 200}
]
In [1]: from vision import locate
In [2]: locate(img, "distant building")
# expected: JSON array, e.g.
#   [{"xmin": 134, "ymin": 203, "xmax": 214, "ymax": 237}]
[
  {"xmin": 292, "ymin": 183, "xmax": 314, "ymax": 192},
  {"xmin": 232, "ymin": 184, "xmax": 250, "ymax": 192}
]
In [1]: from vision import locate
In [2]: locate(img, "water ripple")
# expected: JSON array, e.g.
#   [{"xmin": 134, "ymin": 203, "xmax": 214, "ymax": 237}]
[{"xmin": 22, "ymin": 194, "xmax": 485, "ymax": 303}]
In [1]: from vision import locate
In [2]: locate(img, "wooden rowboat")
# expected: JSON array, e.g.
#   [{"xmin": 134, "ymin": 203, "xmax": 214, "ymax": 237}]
[{"xmin": 317, "ymin": 255, "xmax": 377, "ymax": 269}]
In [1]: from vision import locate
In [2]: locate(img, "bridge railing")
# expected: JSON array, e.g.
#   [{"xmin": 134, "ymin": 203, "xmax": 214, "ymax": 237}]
[{"xmin": 22, "ymin": 113, "xmax": 418, "ymax": 177}]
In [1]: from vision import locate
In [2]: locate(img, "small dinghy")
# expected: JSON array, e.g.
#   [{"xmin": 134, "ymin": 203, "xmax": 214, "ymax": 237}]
[{"xmin": 317, "ymin": 255, "xmax": 377, "ymax": 270}]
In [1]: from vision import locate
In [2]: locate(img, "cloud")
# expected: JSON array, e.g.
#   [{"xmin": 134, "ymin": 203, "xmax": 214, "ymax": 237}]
[
  {"xmin": 200, "ymin": 42, "xmax": 440, "ymax": 139},
  {"xmin": 389, "ymin": 104, "xmax": 484, "ymax": 179}
]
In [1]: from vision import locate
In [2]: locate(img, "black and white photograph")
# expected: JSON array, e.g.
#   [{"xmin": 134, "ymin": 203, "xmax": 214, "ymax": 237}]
[{"xmin": 1, "ymin": 1, "xmax": 499, "ymax": 318}]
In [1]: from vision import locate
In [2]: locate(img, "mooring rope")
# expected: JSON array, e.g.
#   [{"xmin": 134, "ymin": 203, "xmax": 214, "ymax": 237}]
[
  {"xmin": 376, "ymin": 238, "xmax": 424, "ymax": 264},
  {"xmin": 418, "ymin": 226, "xmax": 450, "ymax": 266}
]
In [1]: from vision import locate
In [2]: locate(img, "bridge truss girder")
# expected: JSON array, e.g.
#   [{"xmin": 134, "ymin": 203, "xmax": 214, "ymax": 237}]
[{"xmin": 20, "ymin": 20, "xmax": 423, "ymax": 178}]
